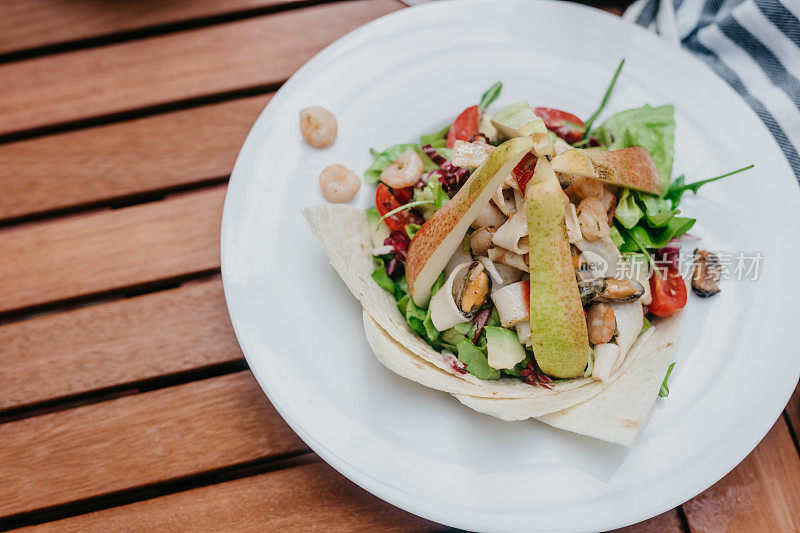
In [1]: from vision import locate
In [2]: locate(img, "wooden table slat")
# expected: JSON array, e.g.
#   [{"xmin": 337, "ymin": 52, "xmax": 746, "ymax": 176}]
[
  {"xmin": 0, "ymin": 0, "xmax": 317, "ymax": 56},
  {"xmin": 0, "ymin": 371, "xmax": 306, "ymax": 517},
  {"xmin": 0, "ymin": 0, "xmax": 402, "ymax": 137},
  {"xmin": 0, "ymin": 95, "xmax": 268, "ymax": 221},
  {"xmin": 0, "ymin": 186, "xmax": 224, "ymax": 315},
  {"xmin": 682, "ymin": 417, "xmax": 800, "ymax": 532},
  {"xmin": 17, "ymin": 461, "xmax": 439, "ymax": 533},
  {"xmin": 0, "ymin": 277, "xmax": 239, "ymax": 411}
]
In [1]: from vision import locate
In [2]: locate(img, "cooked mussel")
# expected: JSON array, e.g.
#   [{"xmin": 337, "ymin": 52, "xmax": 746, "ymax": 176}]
[
  {"xmin": 692, "ymin": 249, "xmax": 721, "ymax": 297},
  {"xmin": 596, "ymin": 278, "xmax": 645, "ymax": 303},
  {"xmin": 578, "ymin": 279, "xmax": 607, "ymax": 304},
  {"xmin": 578, "ymin": 277, "xmax": 644, "ymax": 304},
  {"xmin": 458, "ymin": 262, "xmax": 491, "ymax": 314}
]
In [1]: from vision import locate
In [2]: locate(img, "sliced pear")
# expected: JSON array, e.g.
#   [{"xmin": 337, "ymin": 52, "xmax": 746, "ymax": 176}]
[
  {"xmin": 526, "ymin": 159, "xmax": 590, "ymax": 378},
  {"xmin": 550, "ymin": 147, "xmax": 661, "ymax": 195},
  {"xmin": 406, "ymin": 136, "xmax": 533, "ymax": 306},
  {"xmin": 491, "ymin": 101, "xmax": 553, "ymax": 156}
]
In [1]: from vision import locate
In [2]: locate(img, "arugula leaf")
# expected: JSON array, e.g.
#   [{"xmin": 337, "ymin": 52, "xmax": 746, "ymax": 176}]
[
  {"xmin": 614, "ymin": 188, "xmax": 644, "ymax": 229},
  {"xmin": 659, "ymin": 362, "xmax": 676, "ymax": 397},
  {"xmin": 478, "ymin": 81, "xmax": 503, "ymax": 112},
  {"xmin": 582, "ymin": 58, "xmax": 625, "ymax": 138},
  {"xmin": 594, "ymin": 104, "xmax": 675, "ymax": 192},
  {"xmin": 420, "ymin": 125, "xmax": 450, "ymax": 148},
  {"xmin": 664, "ymin": 165, "xmax": 754, "ymax": 207}
]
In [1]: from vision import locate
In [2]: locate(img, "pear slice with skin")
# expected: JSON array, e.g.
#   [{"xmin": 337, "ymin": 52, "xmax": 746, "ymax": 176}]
[
  {"xmin": 526, "ymin": 159, "xmax": 590, "ymax": 378},
  {"xmin": 406, "ymin": 136, "xmax": 533, "ymax": 307},
  {"xmin": 491, "ymin": 101, "xmax": 553, "ymax": 157},
  {"xmin": 550, "ymin": 147, "xmax": 662, "ymax": 195}
]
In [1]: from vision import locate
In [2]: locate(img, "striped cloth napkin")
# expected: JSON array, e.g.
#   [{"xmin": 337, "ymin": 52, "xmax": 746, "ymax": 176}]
[{"xmin": 624, "ymin": 0, "xmax": 800, "ymax": 181}]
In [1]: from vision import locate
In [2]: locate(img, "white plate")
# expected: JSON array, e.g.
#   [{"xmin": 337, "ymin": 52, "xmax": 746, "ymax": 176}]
[{"xmin": 220, "ymin": 1, "xmax": 800, "ymax": 531}]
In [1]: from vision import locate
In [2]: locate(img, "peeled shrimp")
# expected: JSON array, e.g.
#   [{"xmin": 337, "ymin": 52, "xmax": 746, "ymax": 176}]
[
  {"xmin": 380, "ymin": 150, "xmax": 424, "ymax": 188},
  {"xmin": 577, "ymin": 196, "xmax": 610, "ymax": 241},
  {"xmin": 300, "ymin": 106, "xmax": 337, "ymax": 148},
  {"xmin": 318, "ymin": 164, "xmax": 360, "ymax": 203},
  {"xmin": 586, "ymin": 303, "xmax": 615, "ymax": 344}
]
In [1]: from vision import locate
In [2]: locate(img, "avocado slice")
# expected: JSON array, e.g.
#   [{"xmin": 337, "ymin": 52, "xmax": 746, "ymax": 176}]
[
  {"xmin": 485, "ymin": 326, "xmax": 527, "ymax": 370},
  {"xmin": 526, "ymin": 159, "xmax": 590, "ymax": 378}
]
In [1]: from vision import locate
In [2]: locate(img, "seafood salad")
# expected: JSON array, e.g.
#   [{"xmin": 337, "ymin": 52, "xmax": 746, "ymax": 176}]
[{"xmin": 304, "ymin": 59, "xmax": 751, "ymax": 445}]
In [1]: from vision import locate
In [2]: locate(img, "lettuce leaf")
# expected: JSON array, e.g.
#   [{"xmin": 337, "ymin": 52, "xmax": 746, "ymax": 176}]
[
  {"xmin": 413, "ymin": 179, "xmax": 450, "ymax": 218},
  {"xmin": 454, "ymin": 338, "xmax": 500, "ymax": 380},
  {"xmin": 593, "ymin": 104, "xmax": 675, "ymax": 192},
  {"xmin": 614, "ymin": 188, "xmax": 644, "ymax": 229},
  {"xmin": 420, "ymin": 125, "xmax": 450, "ymax": 148}
]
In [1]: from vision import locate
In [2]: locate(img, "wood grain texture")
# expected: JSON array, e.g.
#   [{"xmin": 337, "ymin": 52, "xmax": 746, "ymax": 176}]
[
  {"xmin": 0, "ymin": 277, "xmax": 240, "ymax": 411},
  {"xmin": 0, "ymin": 0, "xmax": 316, "ymax": 55},
  {"xmin": 0, "ymin": 0, "xmax": 402, "ymax": 136},
  {"xmin": 610, "ymin": 510, "xmax": 684, "ymax": 532},
  {"xmin": 0, "ymin": 371, "xmax": 307, "ymax": 517},
  {"xmin": 19, "ymin": 461, "xmax": 440, "ymax": 532},
  {"xmin": 0, "ymin": 96, "xmax": 268, "ymax": 221},
  {"xmin": 682, "ymin": 418, "xmax": 800, "ymax": 533},
  {"xmin": 0, "ymin": 186, "xmax": 224, "ymax": 315}
]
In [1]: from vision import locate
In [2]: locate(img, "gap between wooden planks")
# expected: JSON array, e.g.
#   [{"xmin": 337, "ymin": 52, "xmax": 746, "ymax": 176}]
[
  {"xmin": 0, "ymin": 186, "xmax": 225, "ymax": 315},
  {"xmin": 12, "ymin": 461, "xmax": 441, "ymax": 533},
  {"xmin": 0, "ymin": 371, "xmax": 307, "ymax": 518},
  {"xmin": 0, "ymin": 0, "xmax": 404, "ymax": 138},
  {"xmin": 0, "ymin": 0, "xmax": 322, "ymax": 57},
  {"xmin": 0, "ymin": 95, "xmax": 269, "ymax": 221},
  {"xmin": 0, "ymin": 277, "xmax": 240, "ymax": 412}
]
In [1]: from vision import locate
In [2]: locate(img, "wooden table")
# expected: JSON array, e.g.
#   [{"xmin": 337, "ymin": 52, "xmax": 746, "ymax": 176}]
[{"xmin": 0, "ymin": 1, "xmax": 798, "ymax": 531}]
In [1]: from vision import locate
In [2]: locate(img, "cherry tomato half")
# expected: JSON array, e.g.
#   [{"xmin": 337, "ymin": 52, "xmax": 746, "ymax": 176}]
[
  {"xmin": 512, "ymin": 153, "xmax": 537, "ymax": 192},
  {"xmin": 648, "ymin": 265, "xmax": 688, "ymax": 317},
  {"xmin": 533, "ymin": 107, "xmax": 586, "ymax": 144},
  {"xmin": 446, "ymin": 105, "xmax": 481, "ymax": 148},
  {"xmin": 375, "ymin": 183, "xmax": 422, "ymax": 232}
]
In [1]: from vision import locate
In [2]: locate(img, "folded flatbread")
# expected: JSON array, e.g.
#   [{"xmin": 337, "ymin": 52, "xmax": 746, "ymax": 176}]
[{"xmin": 304, "ymin": 204, "xmax": 680, "ymax": 446}]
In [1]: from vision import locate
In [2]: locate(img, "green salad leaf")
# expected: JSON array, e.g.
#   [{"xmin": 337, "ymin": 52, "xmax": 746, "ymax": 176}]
[
  {"xmin": 641, "ymin": 316, "xmax": 652, "ymax": 335},
  {"xmin": 420, "ymin": 125, "xmax": 450, "ymax": 148},
  {"xmin": 582, "ymin": 58, "xmax": 625, "ymax": 138},
  {"xmin": 413, "ymin": 179, "xmax": 450, "ymax": 218},
  {"xmin": 614, "ymin": 188, "xmax": 644, "ymax": 229},
  {"xmin": 594, "ymin": 104, "xmax": 675, "ymax": 192},
  {"xmin": 615, "ymin": 217, "xmax": 696, "ymax": 252},
  {"xmin": 370, "ymin": 257, "xmax": 396, "ymax": 294},
  {"xmin": 454, "ymin": 338, "xmax": 500, "ymax": 380},
  {"xmin": 659, "ymin": 362, "xmax": 676, "ymax": 397},
  {"xmin": 664, "ymin": 165, "xmax": 754, "ymax": 207},
  {"xmin": 478, "ymin": 81, "xmax": 503, "ymax": 112},
  {"xmin": 405, "ymin": 223, "xmax": 421, "ymax": 239}
]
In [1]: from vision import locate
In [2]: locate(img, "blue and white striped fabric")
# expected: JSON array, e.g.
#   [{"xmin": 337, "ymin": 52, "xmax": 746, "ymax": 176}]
[{"xmin": 624, "ymin": 0, "xmax": 800, "ymax": 181}]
